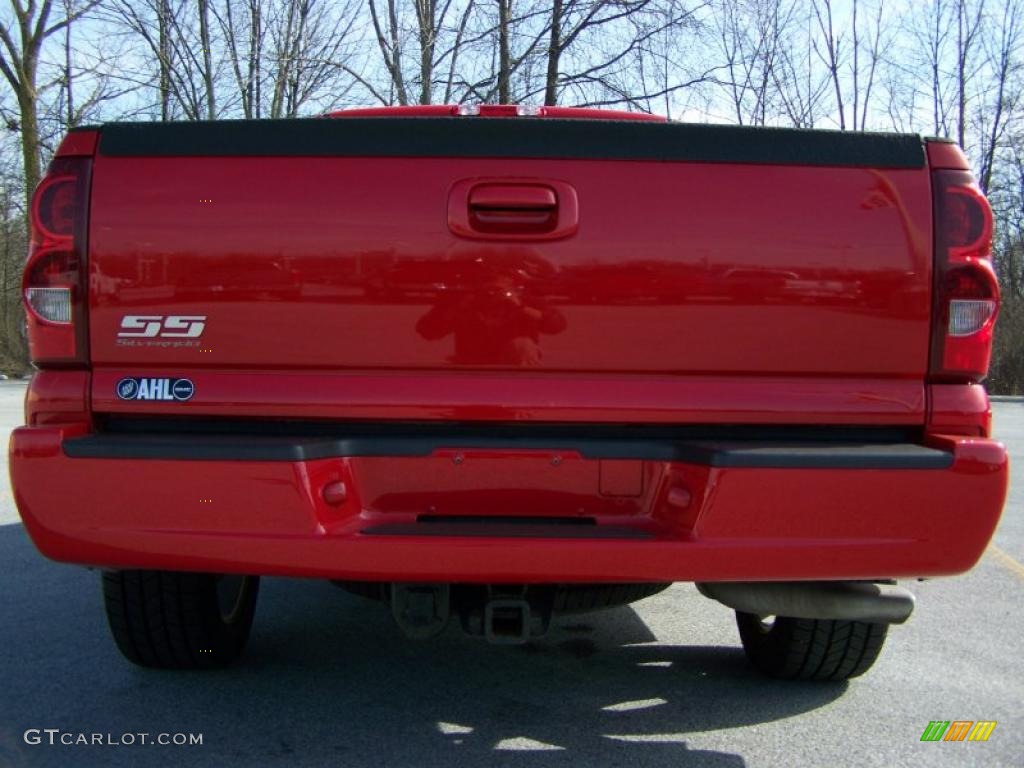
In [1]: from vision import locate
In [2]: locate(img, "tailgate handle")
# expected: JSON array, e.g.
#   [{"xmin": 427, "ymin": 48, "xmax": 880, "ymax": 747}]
[
  {"xmin": 469, "ymin": 184, "xmax": 557, "ymax": 233},
  {"xmin": 449, "ymin": 179, "xmax": 579, "ymax": 240}
]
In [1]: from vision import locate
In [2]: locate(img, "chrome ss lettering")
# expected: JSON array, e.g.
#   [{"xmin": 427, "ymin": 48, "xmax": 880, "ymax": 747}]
[{"xmin": 118, "ymin": 315, "xmax": 206, "ymax": 339}]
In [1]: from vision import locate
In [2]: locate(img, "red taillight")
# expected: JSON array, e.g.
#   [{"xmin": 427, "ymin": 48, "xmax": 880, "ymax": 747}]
[
  {"xmin": 23, "ymin": 156, "xmax": 91, "ymax": 366},
  {"xmin": 928, "ymin": 169, "xmax": 998, "ymax": 382},
  {"xmin": 34, "ymin": 175, "xmax": 78, "ymax": 237}
]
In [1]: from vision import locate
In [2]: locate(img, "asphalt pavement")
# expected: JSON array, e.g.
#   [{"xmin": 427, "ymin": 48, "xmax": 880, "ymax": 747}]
[{"xmin": 0, "ymin": 379, "xmax": 1020, "ymax": 767}]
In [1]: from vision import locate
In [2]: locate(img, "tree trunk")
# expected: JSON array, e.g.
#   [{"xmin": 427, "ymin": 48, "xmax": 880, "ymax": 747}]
[
  {"xmin": 544, "ymin": 0, "xmax": 562, "ymax": 106},
  {"xmin": 64, "ymin": 0, "xmax": 74, "ymax": 127},
  {"xmin": 851, "ymin": 0, "xmax": 858, "ymax": 131},
  {"xmin": 956, "ymin": 0, "xmax": 966, "ymax": 147},
  {"xmin": 198, "ymin": 0, "xmax": 216, "ymax": 118},
  {"xmin": 820, "ymin": 0, "xmax": 845, "ymax": 130},
  {"xmin": 369, "ymin": 0, "xmax": 409, "ymax": 105},
  {"xmin": 252, "ymin": 0, "xmax": 262, "ymax": 118},
  {"xmin": 18, "ymin": 94, "xmax": 40, "ymax": 224},
  {"xmin": 498, "ymin": 0, "xmax": 511, "ymax": 103},
  {"xmin": 158, "ymin": 0, "xmax": 171, "ymax": 120},
  {"xmin": 270, "ymin": 0, "xmax": 297, "ymax": 118},
  {"xmin": 417, "ymin": 0, "xmax": 435, "ymax": 104}
]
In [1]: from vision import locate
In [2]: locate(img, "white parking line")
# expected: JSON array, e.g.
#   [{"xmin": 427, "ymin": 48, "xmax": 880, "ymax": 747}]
[{"xmin": 988, "ymin": 542, "xmax": 1024, "ymax": 580}]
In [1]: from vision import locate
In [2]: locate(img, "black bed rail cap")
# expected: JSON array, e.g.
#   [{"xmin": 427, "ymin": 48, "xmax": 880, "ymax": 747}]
[{"xmin": 95, "ymin": 117, "xmax": 925, "ymax": 169}]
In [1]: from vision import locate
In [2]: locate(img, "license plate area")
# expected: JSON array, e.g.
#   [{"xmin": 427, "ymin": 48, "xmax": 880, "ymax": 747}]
[{"xmin": 351, "ymin": 450, "xmax": 651, "ymax": 519}]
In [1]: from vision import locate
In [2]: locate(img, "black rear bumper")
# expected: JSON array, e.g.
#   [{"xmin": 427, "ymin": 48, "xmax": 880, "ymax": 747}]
[{"xmin": 64, "ymin": 419, "xmax": 953, "ymax": 469}]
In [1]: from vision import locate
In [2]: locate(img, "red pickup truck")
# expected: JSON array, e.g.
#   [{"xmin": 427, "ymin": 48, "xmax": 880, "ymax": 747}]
[{"xmin": 11, "ymin": 105, "xmax": 1008, "ymax": 680}]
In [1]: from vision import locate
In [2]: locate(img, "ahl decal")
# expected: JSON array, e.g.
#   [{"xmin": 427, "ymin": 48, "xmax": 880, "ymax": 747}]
[{"xmin": 117, "ymin": 377, "xmax": 195, "ymax": 402}]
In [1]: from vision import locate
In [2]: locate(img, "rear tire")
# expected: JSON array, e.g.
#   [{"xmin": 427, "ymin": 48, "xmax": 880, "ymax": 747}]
[
  {"xmin": 102, "ymin": 570, "xmax": 259, "ymax": 669},
  {"xmin": 736, "ymin": 611, "xmax": 888, "ymax": 681}
]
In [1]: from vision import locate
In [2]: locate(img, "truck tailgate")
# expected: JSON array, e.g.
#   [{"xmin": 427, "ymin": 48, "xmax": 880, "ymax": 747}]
[{"xmin": 86, "ymin": 119, "xmax": 933, "ymax": 423}]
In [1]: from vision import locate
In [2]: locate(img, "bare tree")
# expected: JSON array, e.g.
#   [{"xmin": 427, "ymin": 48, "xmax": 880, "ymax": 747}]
[
  {"xmin": 904, "ymin": 0, "xmax": 982, "ymax": 140},
  {"xmin": 713, "ymin": 0, "xmax": 799, "ymax": 125},
  {"xmin": 496, "ymin": 0, "xmax": 511, "ymax": 101},
  {"xmin": 988, "ymin": 143, "xmax": 1024, "ymax": 393},
  {"xmin": 975, "ymin": 0, "xmax": 1022, "ymax": 194},
  {"xmin": 540, "ymin": 0, "xmax": 686, "ymax": 108},
  {"xmin": 810, "ymin": 0, "xmax": 846, "ymax": 128},
  {"xmin": 851, "ymin": 0, "xmax": 885, "ymax": 130},
  {"xmin": 807, "ymin": 0, "xmax": 887, "ymax": 130},
  {"xmin": 109, "ymin": 0, "xmax": 209, "ymax": 119},
  {"xmin": 369, "ymin": 0, "xmax": 409, "ymax": 103},
  {"xmin": 0, "ymin": 0, "xmax": 97, "ymax": 211},
  {"xmin": 365, "ymin": 0, "xmax": 475, "ymax": 106},
  {"xmin": 198, "ymin": 0, "xmax": 215, "ymax": 118},
  {"xmin": 268, "ymin": 0, "xmax": 361, "ymax": 117},
  {"xmin": 0, "ymin": 140, "xmax": 27, "ymax": 372},
  {"xmin": 158, "ymin": 0, "xmax": 169, "ymax": 117},
  {"xmin": 954, "ymin": 0, "xmax": 985, "ymax": 147},
  {"xmin": 770, "ymin": 3, "xmax": 831, "ymax": 126},
  {"xmin": 215, "ymin": 0, "xmax": 264, "ymax": 117}
]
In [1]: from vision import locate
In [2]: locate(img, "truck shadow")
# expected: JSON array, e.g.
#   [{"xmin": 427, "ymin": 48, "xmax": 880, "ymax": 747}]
[{"xmin": 0, "ymin": 523, "xmax": 847, "ymax": 768}]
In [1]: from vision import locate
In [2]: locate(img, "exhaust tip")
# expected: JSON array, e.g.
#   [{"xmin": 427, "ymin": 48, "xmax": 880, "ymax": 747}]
[{"xmin": 697, "ymin": 581, "xmax": 915, "ymax": 625}]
